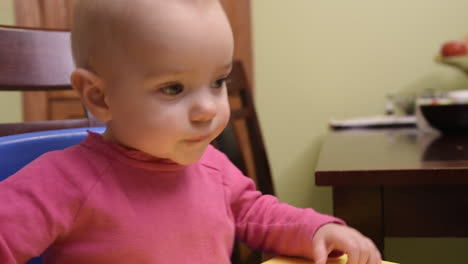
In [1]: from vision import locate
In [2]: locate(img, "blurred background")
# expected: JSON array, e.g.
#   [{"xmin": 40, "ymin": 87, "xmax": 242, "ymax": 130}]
[
  {"xmin": 251, "ymin": 1, "xmax": 468, "ymax": 263},
  {"xmin": 2, "ymin": 0, "xmax": 468, "ymax": 263}
]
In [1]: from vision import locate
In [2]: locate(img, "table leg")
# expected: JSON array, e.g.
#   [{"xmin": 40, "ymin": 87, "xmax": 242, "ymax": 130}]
[{"xmin": 332, "ymin": 186, "xmax": 384, "ymax": 255}]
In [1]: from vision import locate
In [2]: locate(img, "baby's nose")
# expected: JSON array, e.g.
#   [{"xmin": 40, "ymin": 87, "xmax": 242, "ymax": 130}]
[{"xmin": 189, "ymin": 95, "xmax": 217, "ymax": 123}]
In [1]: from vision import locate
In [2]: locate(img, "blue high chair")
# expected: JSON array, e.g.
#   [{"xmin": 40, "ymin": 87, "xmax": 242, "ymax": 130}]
[{"xmin": 0, "ymin": 127, "xmax": 105, "ymax": 264}]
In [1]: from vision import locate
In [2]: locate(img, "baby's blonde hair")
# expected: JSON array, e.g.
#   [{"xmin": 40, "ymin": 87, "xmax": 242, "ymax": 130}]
[
  {"xmin": 71, "ymin": 0, "xmax": 226, "ymax": 74},
  {"xmin": 71, "ymin": 0, "xmax": 130, "ymax": 72}
]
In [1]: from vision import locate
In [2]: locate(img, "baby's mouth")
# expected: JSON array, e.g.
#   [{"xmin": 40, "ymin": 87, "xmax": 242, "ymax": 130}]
[{"xmin": 185, "ymin": 133, "xmax": 212, "ymax": 143}]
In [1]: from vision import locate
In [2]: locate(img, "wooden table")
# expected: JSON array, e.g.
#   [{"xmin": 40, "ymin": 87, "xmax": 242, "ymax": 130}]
[
  {"xmin": 315, "ymin": 128, "xmax": 468, "ymax": 254},
  {"xmin": 262, "ymin": 255, "xmax": 397, "ymax": 264}
]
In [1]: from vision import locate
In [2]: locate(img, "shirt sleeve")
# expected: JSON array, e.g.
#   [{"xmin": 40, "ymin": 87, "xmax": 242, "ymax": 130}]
[
  {"xmin": 0, "ymin": 153, "xmax": 87, "ymax": 264},
  {"xmin": 221, "ymin": 155, "xmax": 345, "ymax": 259}
]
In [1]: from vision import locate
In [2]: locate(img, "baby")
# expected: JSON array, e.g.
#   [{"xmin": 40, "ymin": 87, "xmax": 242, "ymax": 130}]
[{"xmin": 0, "ymin": 0, "xmax": 381, "ymax": 263}]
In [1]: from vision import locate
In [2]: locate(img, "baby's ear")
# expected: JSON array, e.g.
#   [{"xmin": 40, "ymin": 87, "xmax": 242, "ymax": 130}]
[{"xmin": 71, "ymin": 69, "xmax": 112, "ymax": 122}]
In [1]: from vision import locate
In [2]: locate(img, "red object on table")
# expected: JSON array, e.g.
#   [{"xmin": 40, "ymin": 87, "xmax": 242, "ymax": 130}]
[{"xmin": 441, "ymin": 40, "xmax": 467, "ymax": 57}]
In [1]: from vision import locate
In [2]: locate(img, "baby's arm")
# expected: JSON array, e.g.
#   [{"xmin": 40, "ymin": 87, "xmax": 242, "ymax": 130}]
[
  {"xmin": 222, "ymin": 159, "xmax": 343, "ymax": 258},
  {"xmin": 223, "ymin": 158, "xmax": 380, "ymax": 264},
  {"xmin": 0, "ymin": 154, "xmax": 85, "ymax": 263}
]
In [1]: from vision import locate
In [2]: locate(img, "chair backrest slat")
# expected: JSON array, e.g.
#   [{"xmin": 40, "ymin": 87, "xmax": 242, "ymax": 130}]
[
  {"xmin": 0, "ymin": 26, "xmax": 74, "ymax": 90},
  {"xmin": 0, "ymin": 26, "xmax": 104, "ymax": 136}
]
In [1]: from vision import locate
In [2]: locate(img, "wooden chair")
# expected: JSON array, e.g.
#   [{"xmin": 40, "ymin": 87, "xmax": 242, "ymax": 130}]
[
  {"xmin": 0, "ymin": 25, "xmax": 103, "ymax": 136},
  {"xmin": 0, "ymin": 25, "xmax": 275, "ymax": 264},
  {"xmin": 216, "ymin": 60, "xmax": 275, "ymax": 196},
  {"xmin": 215, "ymin": 61, "xmax": 275, "ymax": 264}
]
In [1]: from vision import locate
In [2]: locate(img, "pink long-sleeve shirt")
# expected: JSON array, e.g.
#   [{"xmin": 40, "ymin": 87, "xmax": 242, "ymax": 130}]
[{"xmin": 0, "ymin": 132, "xmax": 344, "ymax": 264}]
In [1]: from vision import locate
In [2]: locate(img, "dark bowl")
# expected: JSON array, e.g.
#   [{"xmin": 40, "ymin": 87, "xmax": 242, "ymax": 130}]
[{"xmin": 420, "ymin": 104, "xmax": 468, "ymax": 135}]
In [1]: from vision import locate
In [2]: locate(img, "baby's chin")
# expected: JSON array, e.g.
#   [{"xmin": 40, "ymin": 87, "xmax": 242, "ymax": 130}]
[{"xmin": 169, "ymin": 145, "xmax": 211, "ymax": 165}]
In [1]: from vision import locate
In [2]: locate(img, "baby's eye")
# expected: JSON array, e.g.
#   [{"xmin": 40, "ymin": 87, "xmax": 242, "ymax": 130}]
[
  {"xmin": 160, "ymin": 84, "xmax": 184, "ymax": 95},
  {"xmin": 211, "ymin": 78, "xmax": 228, "ymax": 89}
]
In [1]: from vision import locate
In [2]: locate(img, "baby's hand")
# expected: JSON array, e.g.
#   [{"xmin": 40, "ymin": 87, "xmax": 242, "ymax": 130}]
[{"xmin": 311, "ymin": 223, "xmax": 381, "ymax": 264}]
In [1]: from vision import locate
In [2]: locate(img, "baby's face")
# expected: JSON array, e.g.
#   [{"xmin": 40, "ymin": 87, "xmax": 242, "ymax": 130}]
[{"xmin": 103, "ymin": 1, "xmax": 233, "ymax": 164}]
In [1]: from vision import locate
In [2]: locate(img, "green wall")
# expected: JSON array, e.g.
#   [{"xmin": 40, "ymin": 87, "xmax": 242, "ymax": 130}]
[
  {"xmin": 0, "ymin": 0, "xmax": 21, "ymax": 122},
  {"xmin": 252, "ymin": 0, "xmax": 468, "ymax": 263}
]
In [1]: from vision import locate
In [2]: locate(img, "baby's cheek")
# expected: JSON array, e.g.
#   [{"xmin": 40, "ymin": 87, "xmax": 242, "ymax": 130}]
[{"xmin": 219, "ymin": 102, "xmax": 231, "ymax": 126}]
